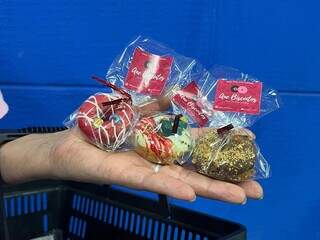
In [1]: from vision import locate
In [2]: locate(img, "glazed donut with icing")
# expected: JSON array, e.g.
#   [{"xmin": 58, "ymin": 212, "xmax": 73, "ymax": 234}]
[
  {"xmin": 75, "ymin": 76, "xmax": 136, "ymax": 150},
  {"xmin": 132, "ymin": 114, "xmax": 194, "ymax": 165},
  {"xmin": 77, "ymin": 93, "xmax": 135, "ymax": 150}
]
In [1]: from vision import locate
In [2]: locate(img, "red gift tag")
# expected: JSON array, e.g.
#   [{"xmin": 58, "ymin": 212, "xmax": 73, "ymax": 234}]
[
  {"xmin": 172, "ymin": 81, "xmax": 209, "ymax": 127},
  {"xmin": 213, "ymin": 80, "xmax": 262, "ymax": 115},
  {"xmin": 124, "ymin": 48, "xmax": 173, "ymax": 96}
]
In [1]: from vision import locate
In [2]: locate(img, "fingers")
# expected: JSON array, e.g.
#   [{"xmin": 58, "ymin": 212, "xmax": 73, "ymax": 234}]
[
  {"xmin": 190, "ymin": 127, "xmax": 211, "ymax": 139},
  {"xmin": 161, "ymin": 165, "xmax": 264, "ymax": 203},
  {"xmin": 237, "ymin": 180, "xmax": 263, "ymax": 199},
  {"xmin": 233, "ymin": 128, "xmax": 256, "ymax": 140},
  {"xmin": 138, "ymin": 97, "xmax": 171, "ymax": 115},
  {"xmin": 160, "ymin": 165, "xmax": 246, "ymax": 204}
]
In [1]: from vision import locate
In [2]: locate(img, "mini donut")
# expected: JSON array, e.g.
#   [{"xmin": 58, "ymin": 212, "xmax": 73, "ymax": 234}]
[
  {"xmin": 192, "ymin": 129, "xmax": 257, "ymax": 182},
  {"xmin": 77, "ymin": 93, "xmax": 135, "ymax": 150},
  {"xmin": 133, "ymin": 114, "xmax": 194, "ymax": 164}
]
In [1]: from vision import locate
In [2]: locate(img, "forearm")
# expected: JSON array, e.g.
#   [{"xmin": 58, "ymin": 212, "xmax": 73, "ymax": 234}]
[
  {"xmin": 0, "ymin": 133, "xmax": 56, "ymax": 183},
  {"xmin": 0, "ymin": 129, "xmax": 111, "ymax": 184}
]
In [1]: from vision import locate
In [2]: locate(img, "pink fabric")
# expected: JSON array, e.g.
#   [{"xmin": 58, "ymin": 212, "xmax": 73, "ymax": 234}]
[{"xmin": 0, "ymin": 91, "xmax": 9, "ymax": 119}]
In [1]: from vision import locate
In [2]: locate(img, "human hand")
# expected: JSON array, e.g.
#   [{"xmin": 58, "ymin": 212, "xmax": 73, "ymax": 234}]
[
  {"xmin": 0, "ymin": 128, "xmax": 262, "ymax": 204},
  {"xmin": 0, "ymin": 98, "xmax": 263, "ymax": 204}
]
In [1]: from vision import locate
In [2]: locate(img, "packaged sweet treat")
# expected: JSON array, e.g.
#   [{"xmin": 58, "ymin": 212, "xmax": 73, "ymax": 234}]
[
  {"xmin": 64, "ymin": 39, "xmax": 279, "ymax": 183},
  {"xmin": 131, "ymin": 113, "xmax": 194, "ymax": 165},
  {"xmin": 64, "ymin": 76, "xmax": 140, "ymax": 151},
  {"xmin": 170, "ymin": 61, "xmax": 211, "ymax": 127},
  {"xmin": 204, "ymin": 65, "xmax": 281, "ymax": 128},
  {"xmin": 171, "ymin": 80, "xmax": 210, "ymax": 127},
  {"xmin": 171, "ymin": 65, "xmax": 281, "ymax": 128},
  {"xmin": 106, "ymin": 36, "xmax": 196, "ymax": 106},
  {"xmin": 192, "ymin": 125, "xmax": 269, "ymax": 182},
  {"xmin": 171, "ymin": 65, "xmax": 281, "ymax": 182}
]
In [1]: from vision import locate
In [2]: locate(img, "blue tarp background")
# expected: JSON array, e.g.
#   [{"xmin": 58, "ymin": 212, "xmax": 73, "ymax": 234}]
[{"xmin": 1, "ymin": 0, "xmax": 319, "ymax": 239}]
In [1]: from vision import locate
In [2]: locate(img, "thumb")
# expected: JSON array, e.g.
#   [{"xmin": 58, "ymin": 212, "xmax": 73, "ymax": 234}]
[{"xmin": 137, "ymin": 97, "xmax": 171, "ymax": 116}]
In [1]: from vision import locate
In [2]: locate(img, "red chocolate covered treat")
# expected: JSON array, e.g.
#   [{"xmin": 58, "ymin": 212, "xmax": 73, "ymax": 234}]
[{"xmin": 77, "ymin": 93, "xmax": 135, "ymax": 150}]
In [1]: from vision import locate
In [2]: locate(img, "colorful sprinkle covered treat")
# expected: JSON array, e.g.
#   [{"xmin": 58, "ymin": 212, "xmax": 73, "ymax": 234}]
[{"xmin": 133, "ymin": 114, "xmax": 194, "ymax": 164}]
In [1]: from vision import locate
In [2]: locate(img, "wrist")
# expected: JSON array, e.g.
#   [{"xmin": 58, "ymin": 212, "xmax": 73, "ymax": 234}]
[
  {"xmin": 0, "ymin": 141, "xmax": 13, "ymax": 183},
  {"xmin": 0, "ymin": 142, "xmax": 8, "ymax": 183},
  {"xmin": 0, "ymin": 134, "xmax": 55, "ymax": 183}
]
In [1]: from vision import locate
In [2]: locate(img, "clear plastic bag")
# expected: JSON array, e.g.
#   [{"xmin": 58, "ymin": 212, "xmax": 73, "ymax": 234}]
[
  {"xmin": 170, "ymin": 65, "xmax": 280, "ymax": 182},
  {"xmin": 64, "ymin": 76, "xmax": 140, "ymax": 151},
  {"xmin": 131, "ymin": 113, "xmax": 194, "ymax": 165},
  {"xmin": 192, "ymin": 125, "xmax": 270, "ymax": 182},
  {"xmin": 106, "ymin": 36, "xmax": 196, "ymax": 106},
  {"xmin": 202, "ymin": 65, "xmax": 281, "ymax": 128},
  {"xmin": 170, "ymin": 61, "xmax": 212, "ymax": 127},
  {"xmin": 171, "ymin": 65, "xmax": 281, "ymax": 128}
]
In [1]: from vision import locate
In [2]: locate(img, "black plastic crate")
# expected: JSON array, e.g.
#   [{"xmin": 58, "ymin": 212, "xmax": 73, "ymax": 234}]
[{"xmin": 1, "ymin": 180, "xmax": 246, "ymax": 240}]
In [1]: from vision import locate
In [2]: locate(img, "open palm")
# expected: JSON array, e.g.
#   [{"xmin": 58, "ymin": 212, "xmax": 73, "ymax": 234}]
[
  {"xmin": 1, "ymin": 99, "xmax": 263, "ymax": 204},
  {"xmin": 50, "ymin": 126, "xmax": 262, "ymax": 204}
]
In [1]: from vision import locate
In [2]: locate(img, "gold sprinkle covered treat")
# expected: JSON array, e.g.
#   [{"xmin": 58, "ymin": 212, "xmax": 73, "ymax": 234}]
[{"xmin": 192, "ymin": 129, "xmax": 257, "ymax": 182}]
